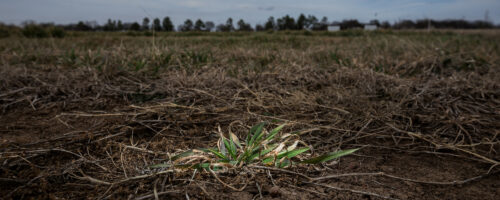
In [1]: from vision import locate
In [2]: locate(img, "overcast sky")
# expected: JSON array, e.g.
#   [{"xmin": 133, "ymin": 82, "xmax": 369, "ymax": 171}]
[{"xmin": 0, "ymin": 0, "xmax": 499, "ymax": 26}]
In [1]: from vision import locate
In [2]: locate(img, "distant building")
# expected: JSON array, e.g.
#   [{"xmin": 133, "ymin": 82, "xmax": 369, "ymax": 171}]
[
  {"xmin": 363, "ymin": 24, "xmax": 378, "ymax": 31},
  {"xmin": 327, "ymin": 25, "xmax": 340, "ymax": 32}
]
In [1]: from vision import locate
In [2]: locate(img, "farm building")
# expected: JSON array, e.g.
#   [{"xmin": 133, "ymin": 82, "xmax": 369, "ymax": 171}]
[
  {"xmin": 327, "ymin": 25, "xmax": 340, "ymax": 32},
  {"xmin": 364, "ymin": 24, "xmax": 378, "ymax": 30}
]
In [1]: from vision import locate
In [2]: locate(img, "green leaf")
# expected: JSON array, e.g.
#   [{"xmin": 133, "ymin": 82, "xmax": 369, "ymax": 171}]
[
  {"xmin": 262, "ymin": 147, "xmax": 309, "ymax": 164},
  {"xmin": 247, "ymin": 122, "xmax": 266, "ymax": 146},
  {"xmin": 193, "ymin": 163, "xmax": 210, "ymax": 170},
  {"xmin": 265, "ymin": 124, "xmax": 286, "ymax": 142},
  {"xmin": 301, "ymin": 149, "xmax": 359, "ymax": 164},
  {"xmin": 224, "ymin": 138, "xmax": 237, "ymax": 160},
  {"xmin": 258, "ymin": 144, "xmax": 278, "ymax": 158},
  {"xmin": 276, "ymin": 159, "xmax": 291, "ymax": 168},
  {"xmin": 171, "ymin": 150, "xmax": 194, "ymax": 161},
  {"xmin": 207, "ymin": 148, "xmax": 228, "ymax": 160},
  {"xmin": 246, "ymin": 147, "xmax": 262, "ymax": 162},
  {"xmin": 262, "ymin": 155, "xmax": 275, "ymax": 164},
  {"xmin": 279, "ymin": 147, "xmax": 310, "ymax": 159},
  {"xmin": 236, "ymin": 147, "xmax": 251, "ymax": 165},
  {"xmin": 192, "ymin": 163, "xmax": 222, "ymax": 171}
]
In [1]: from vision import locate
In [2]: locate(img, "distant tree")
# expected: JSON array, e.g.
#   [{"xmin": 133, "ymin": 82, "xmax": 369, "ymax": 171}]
[
  {"xmin": 415, "ymin": 19, "xmax": 430, "ymax": 29},
  {"xmin": 255, "ymin": 24, "xmax": 265, "ymax": 31},
  {"xmin": 179, "ymin": 19, "xmax": 194, "ymax": 31},
  {"xmin": 205, "ymin": 21, "xmax": 215, "ymax": 32},
  {"xmin": 470, "ymin": 20, "xmax": 493, "ymax": 29},
  {"xmin": 215, "ymin": 24, "xmax": 224, "ymax": 32},
  {"xmin": 142, "ymin": 17, "xmax": 150, "ymax": 30},
  {"xmin": 130, "ymin": 22, "xmax": 141, "ymax": 31},
  {"xmin": 83, "ymin": 21, "xmax": 98, "ymax": 30},
  {"xmin": 277, "ymin": 18, "xmax": 284, "ymax": 30},
  {"xmin": 162, "ymin": 17, "xmax": 174, "ymax": 31},
  {"xmin": 152, "ymin": 18, "xmax": 162, "ymax": 31},
  {"xmin": 319, "ymin": 16, "xmax": 328, "ymax": 30},
  {"xmin": 217, "ymin": 18, "xmax": 234, "ymax": 32},
  {"xmin": 369, "ymin": 19, "xmax": 380, "ymax": 27},
  {"xmin": 76, "ymin": 21, "xmax": 92, "ymax": 31},
  {"xmin": 264, "ymin": 17, "xmax": 275, "ymax": 30},
  {"xmin": 216, "ymin": 24, "xmax": 227, "ymax": 32},
  {"xmin": 277, "ymin": 15, "xmax": 296, "ymax": 30},
  {"xmin": 117, "ymin": 20, "xmax": 123, "ymax": 31},
  {"xmin": 340, "ymin": 19, "xmax": 363, "ymax": 29},
  {"xmin": 194, "ymin": 19, "xmax": 205, "ymax": 31},
  {"xmin": 305, "ymin": 15, "xmax": 318, "ymax": 29},
  {"xmin": 285, "ymin": 15, "xmax": 296, "ymax": 30},
  {"xmin": 237, "ymin": 19, "xmax": 253, "ymax": 31},
  {"xmin": 380, "ymin": 21, "xmax": 391, "ymax": 29},
  {"xmin": 394, "ymin": 20, "xmax": 415, "ymax": 29},
  {"xmin": 226, "ymin": 18, "xmax": 234, "ymax": 31},
  {"xmin": 297, "ymin": 14, "xmax": 306, "ymax": 30},
  {"xmin": 104, "ymin": 19, "xmax": 117, "ymax": 31}
]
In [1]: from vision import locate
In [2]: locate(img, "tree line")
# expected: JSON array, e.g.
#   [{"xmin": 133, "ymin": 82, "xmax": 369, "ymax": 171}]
[
  {"xmin": 63, "ymin": 14, "xmax": 498, "ymax": 32},
  {"xmin": 1, "ymin": 14, "xmax": 497, "ymax": 38}
]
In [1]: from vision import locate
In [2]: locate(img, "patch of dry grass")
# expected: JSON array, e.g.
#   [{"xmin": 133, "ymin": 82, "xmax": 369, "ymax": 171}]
[{"xmin": 0, "ymin": 30, "xmax": 499, "ymax": 199}]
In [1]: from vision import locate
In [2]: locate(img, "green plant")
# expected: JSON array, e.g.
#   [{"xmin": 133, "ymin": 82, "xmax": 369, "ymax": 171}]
[{"xmin": 151, "ymin": 122, "xmax": 358, "ymax": 171}]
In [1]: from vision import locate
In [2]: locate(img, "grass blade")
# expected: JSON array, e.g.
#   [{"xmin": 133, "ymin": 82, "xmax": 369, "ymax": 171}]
[
  {"xmin": 218, "ymin": 138, "xmax": 227, "ymax": 156},
  {"xmin": 248, "ymin": 122, "xmax": 266, "ymax": 146},
  {"xmin": 224, "ymin": 138, "xmax": 237, "ymax": 160},
  {"xmin": 279, "ymin": 147, "xmax": 310, "ymax": 159},
  {"xmin": 263, "ymin": 147, "xmax": 310, "ymax": 164},
  {"xmin": 207, "ymin": 148, "xmax": 228, "ymax": 160},
  {"xmin": 276, "ymin": 159, "xmax": 291, "ymax": 168},
  {"xmin": 229, "ymin": 132, "xmax": 241, "ymax": 148},
  {"xmin": 301, "ymin": 148, "xmax": 359, "ymax": 164},
  {"xmin": 171, "ymin": 150, "xmax": 194, "ymax": 161},
  {"xmin": 265, "ymin": 124, "xmax": 286, "ymax": 141}
]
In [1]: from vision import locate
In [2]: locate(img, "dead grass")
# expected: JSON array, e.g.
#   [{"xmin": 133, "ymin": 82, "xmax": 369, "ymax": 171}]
[{"xmin": 0, "ymin": 30, "xmax": 499, "ymax": 199}]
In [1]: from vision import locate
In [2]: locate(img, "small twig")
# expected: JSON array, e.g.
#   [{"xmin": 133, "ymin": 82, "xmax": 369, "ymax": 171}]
[
  {"xmin": 287, "ymin": 184, "xmax": 327, "ymax": 197},
  {"xmin": 311, "ymin": 171, "xmax": 496, "ymax": 185},
  {"xmin": 386, "ymin": 123, "xmax": 500, "ymax": 165},
  {"xmin": 71, "ymin": 172, "xmax": 111, "ymax": 185},
  {"xmin": 134, "ymin": 190, "xmax": 182, "ymax": 200},
  {"xmin": 194, "ymin": 182, "xmax": 212, "ymax": 199},
  {"xmin": 154, "ymin": 178, "xmax": 160, "ymax": 200},
  {"xmin": 256, "ymin": 182, "xmax": 263, "ymax": 199},
  {"xmin": 0, "ymin": 87, "xmax": 33, "ymax": 98},
  {"xmin": 307, "ymin": 182, "xmax": 398, "ymax": 200},
  {"xmin": 6, "ymin": 175, "xmax": 43, "ymax": 198},
  {"xmin": 311, "ymin": 172, "xmax": 382, "ymax": 181},
  {"xmin": 249, "ymin": 165, "xmax": 312, "ymax": 180},
  {"xmin": 123, "ymin": 144, "xmax": 168, "ymax": 155},
  {"xmin": 209, "ymin": 169, "xmax": 247, "ymax": 191},
  {"xmin": 266, "ymin": 170, "xmax": 276, "ymax": 186},
  {"xmin": 120, "ymin": 145, "xmax": 128, "ymax": 178}
]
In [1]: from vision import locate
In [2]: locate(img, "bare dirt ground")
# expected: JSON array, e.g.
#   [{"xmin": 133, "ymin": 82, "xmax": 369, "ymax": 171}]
[{"xmin": 1, "ymin": 32, "xmax": 499, "ymax": 199}]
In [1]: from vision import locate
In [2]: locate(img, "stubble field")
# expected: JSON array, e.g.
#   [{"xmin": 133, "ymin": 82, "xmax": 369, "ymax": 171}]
[{"xmin": 1, "ymin": 30, "xmax": 499, "ymax": 199}]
